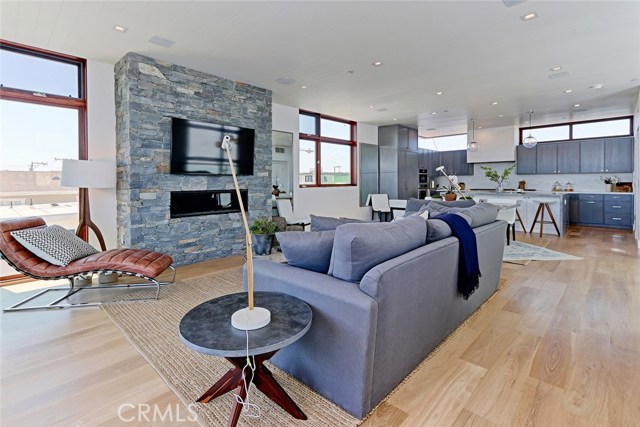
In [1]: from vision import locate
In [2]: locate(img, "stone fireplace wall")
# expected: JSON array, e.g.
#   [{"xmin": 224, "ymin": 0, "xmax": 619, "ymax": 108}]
[{"xmin": 114, "ymin": 53, "xmax": 272, "ymax": 265}]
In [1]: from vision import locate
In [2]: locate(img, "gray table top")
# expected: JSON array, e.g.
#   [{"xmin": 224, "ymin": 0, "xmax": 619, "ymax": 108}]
[{"xmin": 179, "ymin": 292, "xmax": 312, "ymax": 357}]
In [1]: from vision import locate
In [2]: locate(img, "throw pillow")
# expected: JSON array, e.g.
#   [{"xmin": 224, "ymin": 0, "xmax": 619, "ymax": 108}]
[
  {"xmin": 330, "ymin": 217, "xmax": 427, "ymax": 282},
  {"xmin": 11, "ymin": 225, "xmax": 99, "ymax": 267},
  {"xmin": 310, "ymin": 214, "xmax": 365, "ymax": 231},
  {"xmin": 459, "ymin": 202, "xmax": 499, "ymax": 228},
  {"xmin": 426, "ymin": 219, "xmax": 453, "ymax": 242},
  {"xmin": 404, "ymin": 198, "xmax": 431, "ymax": 215},
  {"xmin": 276, "ymin": 230, "xmax": 335, "ymax": 273}
]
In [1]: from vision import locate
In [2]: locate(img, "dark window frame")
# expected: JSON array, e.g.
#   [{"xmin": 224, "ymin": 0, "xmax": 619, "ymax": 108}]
[
  {"xmin": 519, "ymin": 115, "xmax": 633, "ymax": 145},
  {"xmin": 298, "ymin": 110, "xmax": 357, "ymax": 187},
  {"xmin": 0, "ymin": 40, "xmax": 88, "ymax": 282}
]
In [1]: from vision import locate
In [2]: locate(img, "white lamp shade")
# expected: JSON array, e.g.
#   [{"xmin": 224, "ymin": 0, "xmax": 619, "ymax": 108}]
[{"xmin": 61, "ymin": 159, "xmax": 116, "ymax": 189}]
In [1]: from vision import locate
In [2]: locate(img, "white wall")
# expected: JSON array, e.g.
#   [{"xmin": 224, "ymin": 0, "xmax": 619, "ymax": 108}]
[
  {"xmin": 87, "ymin": 59, "xmax": 117, "ymax": 249},
  {"xmin": 466, "ymin": 125, "xmax": 517, "ymax": 163},
  {"xmin": 271, "ymin": 103, "xmax": 377, "ymax": 219}
]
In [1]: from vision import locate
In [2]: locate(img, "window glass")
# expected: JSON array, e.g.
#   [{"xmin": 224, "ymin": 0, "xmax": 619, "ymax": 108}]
[
  {"xmin": 0, "ymin": 49, "xmax": 81, "ymax": 98},
  {"xmin": 573, "ymin": 118, "xmax": 631, "ymax": 139},
  {"xmin": 298, "ymin": 139, "xmax": 316, "ymax": 185},
  {"xmin": 299, "ymin": 114, "xmax": 317, "ymax": 135},
  {"xmin": 320, "ymin": 118, "xmax": 351, "ymax": 140},
  {"xmin": 320, "ymin": 143, "xmax": 351, "ymax": 185},
  {"xmin": 419, "ymin": 134, "xmax": 467, "ymax": 151},
  {"xmin": 526, "ymin": 125, "xmax": 570, "ymax": 142}
]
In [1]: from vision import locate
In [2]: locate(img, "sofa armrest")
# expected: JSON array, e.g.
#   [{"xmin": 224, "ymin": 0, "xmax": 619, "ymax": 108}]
[{"xmin": 248, "ymin": 259, "xmax": 378, "ymax": 418}]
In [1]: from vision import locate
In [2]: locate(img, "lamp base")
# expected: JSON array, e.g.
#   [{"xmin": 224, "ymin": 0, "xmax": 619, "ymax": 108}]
[{"xmin": 231, "ymin": 306, "xmax": 271, "ymax": 330}]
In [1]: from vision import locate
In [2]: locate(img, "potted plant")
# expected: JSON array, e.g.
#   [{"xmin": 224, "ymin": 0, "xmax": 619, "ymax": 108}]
[
  {"xmin": 443, "ymin": 187, "xmax": 457, "ymax": 201},
  {"xmin": 480, "ymin": 163, "xmax": 517, "ymax": 193},
  {"xmin": 250, "ymin": 217, "xmax": 279, "ymax": 255},
  {"xmin": 601, "ymin": 175, "xmax": 619, "ymax": 192}
]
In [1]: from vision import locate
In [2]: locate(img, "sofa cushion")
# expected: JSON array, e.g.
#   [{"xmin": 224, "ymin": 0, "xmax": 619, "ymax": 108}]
[
  {"xmin": 330, "ymin": 217, "xmax": 427, "ymax": 282},
  {"xmin": 426, "ymin": 219, "xmax": 453, "ymax": 242},
  {"xmin": 10, "ymin": 224, "xmax": 98, "ymax": 267},
  {"xmin": 460, "ymin": 203, "xmax": 499, "ymax": 227},
  {"xmin": 404, "ymin": 198, "xmax": 431, "ymax": 214},
  {"xmin": 310, "ymin": 214, "xmax": 366, "ymax": 231},
  {"xmin": 430, "ymin": 199, "xmax": 477, "ymax": 208},
  {"xmin": 276, "ymin": 230, "xmax": 335, "ymax": 273}
]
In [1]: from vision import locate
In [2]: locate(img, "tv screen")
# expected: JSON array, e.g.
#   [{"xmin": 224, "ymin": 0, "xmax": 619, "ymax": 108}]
[{"xmin": 170, "ymin": 118, "xmax": 255, "ymax": 175}]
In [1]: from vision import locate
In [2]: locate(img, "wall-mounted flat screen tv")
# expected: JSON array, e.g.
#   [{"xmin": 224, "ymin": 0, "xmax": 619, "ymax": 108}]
[{"xmin": 170, "ymin": 117, "xmax": 255, "ymax": 175}]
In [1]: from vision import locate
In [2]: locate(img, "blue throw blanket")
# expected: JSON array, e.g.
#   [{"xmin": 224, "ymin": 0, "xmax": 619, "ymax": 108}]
[{"xmin": 436, "ymin": 214, "xmax": 481, "ymax": 300}]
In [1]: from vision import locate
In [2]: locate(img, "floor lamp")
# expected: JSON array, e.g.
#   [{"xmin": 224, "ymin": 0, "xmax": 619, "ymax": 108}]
[{"xmin": 61, "ymin": 159, "xmax": 115, "ymax": 251}]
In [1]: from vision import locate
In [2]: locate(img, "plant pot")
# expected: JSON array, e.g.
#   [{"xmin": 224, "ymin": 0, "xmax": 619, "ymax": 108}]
[
  {"xmin": 444, "ymin": 193, "xmax": 457, "ymax": 201},
  {"xmin": 252, "ymin": 234, "xmax": 273, "ymax": 255},
  {"xmin": 606, "ymin": 184, "xmax": 613, "ymax": 192}
]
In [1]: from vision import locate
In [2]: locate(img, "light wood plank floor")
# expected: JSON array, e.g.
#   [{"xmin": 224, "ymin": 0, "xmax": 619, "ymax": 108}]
[{"xmin": 1, "ymin": 227, "xmax": 639, "ymax": 427}]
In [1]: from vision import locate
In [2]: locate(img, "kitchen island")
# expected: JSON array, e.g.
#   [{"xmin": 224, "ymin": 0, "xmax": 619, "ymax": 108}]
[{"xmin": 465, "ymin": 190, "xmax": 635, "ymax": 236}]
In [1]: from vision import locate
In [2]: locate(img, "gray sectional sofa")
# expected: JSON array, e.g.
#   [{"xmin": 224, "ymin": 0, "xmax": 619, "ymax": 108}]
[{"xmin": 248, "ymin": 207, "xmax": 507, "ymax": 419}]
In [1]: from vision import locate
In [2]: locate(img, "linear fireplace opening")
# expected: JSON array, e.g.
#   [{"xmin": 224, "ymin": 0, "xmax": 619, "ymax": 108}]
[{"xmin": 170, "ymin": 189, "xmax": 248, "ymax": 219}]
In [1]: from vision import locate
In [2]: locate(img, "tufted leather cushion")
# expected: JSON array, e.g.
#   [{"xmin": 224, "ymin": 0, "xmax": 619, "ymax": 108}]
[{"xmin": 0, "ymin": 217, "xmax": 173, "ymax": 279}]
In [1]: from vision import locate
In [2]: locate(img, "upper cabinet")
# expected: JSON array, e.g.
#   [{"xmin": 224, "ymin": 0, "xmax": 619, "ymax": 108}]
[
  {"xmin": 516, "ymin": 145, "xmax": 537, "ymax": 174},
  {"xmin": 440, "ymin": 150, "xmax": 474, "ymax": 176},
  {"xmin": 604, "ymin": 137, "xmax": 633, "ymax": 173},
  {"xmin": 518, "ymin": 137, "xmax": 634, "ymax": 175}
]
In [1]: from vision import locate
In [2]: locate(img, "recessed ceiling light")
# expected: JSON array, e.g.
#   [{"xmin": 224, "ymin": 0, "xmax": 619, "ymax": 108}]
[
  {"xmin": 550, "ymin": 66, "xmax": 563, "ymax": 71},
  {"xmin": 498, "ymin": 114, "xmax": 504, "ymax": 117},
  {"xmin": 478, "ymin": 126, "xmax": 483, "ymax": 129},
  {"xmin": 347, "ymin": 70, "xmax": 355, "ymax": 74},
  {"xmin": 573, "ymin": 103, "xmax": 580, "ymax": 107},
  {"xmin": 436, "ymin": 91, "xmax": 443, "ymax": 95},
  {"xmin": 431, "ymin": 112, "xmax": 437, "ymax": 115},
  {"xmin": 114, "ymin": 25, "xmax": 127, "ymax": 33},
  {"xmin": 301, "ymin": 85, "xmax": 307, "ymax": 89},
  {"xmin": 490, "ymin": 101, "xmax": 498, "ymax": 105},
  {"xmin": 372, "ymin": 61, "xmax": 383, "ymax": 67},
  {"xmin": 393, "ymin": 118, "xmax": 398, "ymax": 121},
  {"xmin": 369, "ymin": 105, "xmax": 375, "ymax": 109},
  {"xmin": 563, "ymin": 89, "xmax": 573, "ymax": 93},
  {"xmin": 148, "ymin": 35, "xmax": 175, "ymax": 48},
  {"xmin": 589, "ymin": 83, "xmax": 604, "ymax": 89},
  {"xmin": 524, "ymin": 121, "xmax": 529, "ymax": 124},
  {"xmin": 520, "ymin": 12, "xmax": 539, "ymax": 21},
  {"xmin": 443, "ymin": 109, "xmax": 449, "ymax": 113}
]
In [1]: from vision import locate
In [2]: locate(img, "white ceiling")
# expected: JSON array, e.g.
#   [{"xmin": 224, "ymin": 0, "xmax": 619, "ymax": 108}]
[{"xmin": 1, "ymin": 1, "xmax": 639, "ymax": 137}]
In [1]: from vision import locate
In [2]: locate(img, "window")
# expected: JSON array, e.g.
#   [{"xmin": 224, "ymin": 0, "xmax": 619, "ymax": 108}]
[
  {"xmin": 418, "ymin": 134, "xmax": 467, "ymax": 151},
  {"xmin": 519, "ymin": 116, "xmax": 632, "ymax": 144},
  {"xmin": 0, "ymin": 40, "xmax": 87, "ymax": 281},
  {"xmin": 298, "ymin": 111, "xmax": 356, "ymax": 187}
]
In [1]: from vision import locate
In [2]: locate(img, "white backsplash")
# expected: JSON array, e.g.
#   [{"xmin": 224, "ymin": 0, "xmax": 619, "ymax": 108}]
[{"xmin": 437, "ymin": 162, "xmax": 633, "ymax": 193}]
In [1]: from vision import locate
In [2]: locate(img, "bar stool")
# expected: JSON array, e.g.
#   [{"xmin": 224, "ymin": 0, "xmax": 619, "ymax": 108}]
[{"xmin": 529, "ymin": 198, "xmax": 560, "ymax": 237}]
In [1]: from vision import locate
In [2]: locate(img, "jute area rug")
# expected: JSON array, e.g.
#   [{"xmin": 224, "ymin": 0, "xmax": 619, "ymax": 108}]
[{"xmin": 101, "ymin": 269, "xmax": 359, "ymax": 427}]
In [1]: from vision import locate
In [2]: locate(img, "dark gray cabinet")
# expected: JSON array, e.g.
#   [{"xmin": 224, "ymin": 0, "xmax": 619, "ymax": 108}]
[
  {"xmin": 440, "ymin": 150, "xmax": 473, "ymax": 176},
  {"xmin": 398, "ymin": 151, "xmax": 419, "ymax": 199},
  {"xmin": 536, "ymin": 143, "xmax": 557, "ymax": 174},
  {"xmin": 603, "ymin": 194, "xmax": 634, "ymax": 228},
  {"xmin": 578, "ymin": 194, "xmax": 604, "ymax": 224},
  {"xmin": 557, "ymin": 142, "xmax": 580, "ymax": 173},
  {"xmin": 516, "ymin": 145, "xmax": 537, "ymax": 174},
  {"xmin": 378, "ymin": 125, "xmax": 420, "ymax": 199},
  {"xmin": 579, "ymin": 139, "xmax": 605, "ymax": 173},
  {"xmin": 604, "ymin": 137, "xmax": 634, "ymax": 173},
  {"xmin": 359, "ymin": 143, "xmax": 379, "ymax": 206}
]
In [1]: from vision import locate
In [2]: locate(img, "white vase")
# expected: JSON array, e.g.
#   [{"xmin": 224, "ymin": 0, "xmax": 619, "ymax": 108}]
[{"xmin": 606, "ymin": 184, "xmax": 613, "ymax": 192}]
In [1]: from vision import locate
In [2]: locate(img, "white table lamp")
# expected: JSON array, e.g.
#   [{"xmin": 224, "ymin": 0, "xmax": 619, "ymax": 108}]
[{"xmin": 61, "ymin": 159, "xmax": 115, "ymax": 251}]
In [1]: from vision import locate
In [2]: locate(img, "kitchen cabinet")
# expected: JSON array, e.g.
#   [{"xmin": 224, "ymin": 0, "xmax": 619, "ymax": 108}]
[
  {"xmin": 536, "ymin": 143, "xmax": 557, "ymax": 174},
  {"xmin": 604, "ymin": 137, "xmax": 633, "ymax": 173},
  {"xmin": 378, "ymin": 125, "xmax": 419, "ymax": 199},
  {"xmin": 578, "ymin": 194, "xmax": 604, "ymax": 225},
  {"xmin": 359, "ymin": 143, "xmax": 379, "ymax": 206},
  {"xmin": 440, "ymin": 150, "xmax": 473, "ymax": 176},
  {"xmin": 398, "ymin": 150, "xmax": 419, "ymax": 199},
  {"xmin": 603, "ymin": 194, "xmax": 634, "ymax": 228},
  {"xmin": 579, "ymin": 140, "xmax": 605, "ymax": 173},
  {"xmin": 557, "ymin": 142, "xmax": 580, "ymax": 173},
  {"xmin": 516, "ymin": 145, "xmax": 537, "ymax": 174}
]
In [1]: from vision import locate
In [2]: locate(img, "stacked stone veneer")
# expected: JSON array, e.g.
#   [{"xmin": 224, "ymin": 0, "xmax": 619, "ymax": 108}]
[{"xmin": 115, "ymin": 53, "xmax": 272, "ymax": 266}]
